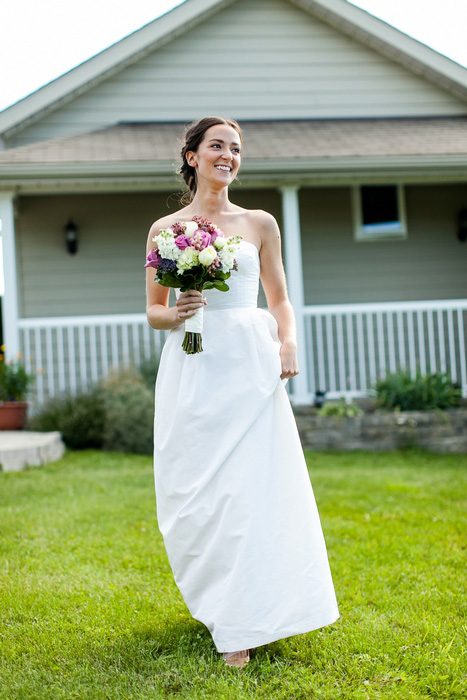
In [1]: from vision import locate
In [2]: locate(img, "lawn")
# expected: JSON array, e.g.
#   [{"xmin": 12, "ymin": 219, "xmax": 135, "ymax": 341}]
[{"xmin": 0, "ymin": 448, "xmax": 466, "ymax": 699}]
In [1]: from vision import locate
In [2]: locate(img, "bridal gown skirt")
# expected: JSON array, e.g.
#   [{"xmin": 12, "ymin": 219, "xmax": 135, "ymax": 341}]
[{"xmin": 153, "ymin": 241, "xmax": 339, "ymax": 652}]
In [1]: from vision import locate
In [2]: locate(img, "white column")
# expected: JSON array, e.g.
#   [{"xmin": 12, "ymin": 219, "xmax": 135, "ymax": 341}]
[
  {"xmin": 0, "ymin": 192, "xmax": 20, "ymax": 361},
  {"xmin": 280, "ymin": 185, "xmax": 310, "ymax": 405}
]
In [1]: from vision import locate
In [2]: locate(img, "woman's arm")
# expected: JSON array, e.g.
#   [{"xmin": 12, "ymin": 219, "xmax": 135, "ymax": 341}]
[
  {"xmin": 256, "ymin": 212, "xmax": 299, "ymax": 379},
  {"xmin": 145, "ymin": 220, "xmax": 206, "ymax": 330}
]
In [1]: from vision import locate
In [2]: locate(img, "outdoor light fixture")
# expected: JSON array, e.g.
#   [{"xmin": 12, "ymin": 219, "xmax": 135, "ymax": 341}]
[
  {"xmin": 457, "ymin": 207, "xmax": 467, "ymax": 243},
  {"xmin": 64, "ymin": 219, "xmax": 79, "ymax": 254}
]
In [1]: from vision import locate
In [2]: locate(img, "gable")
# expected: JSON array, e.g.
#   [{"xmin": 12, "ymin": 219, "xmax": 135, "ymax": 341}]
[{"xmin": 6, "ymin": 0, "xmax": 467, "ymax": 148}]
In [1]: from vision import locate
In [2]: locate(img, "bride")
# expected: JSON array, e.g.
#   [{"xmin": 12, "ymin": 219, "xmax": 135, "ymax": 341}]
[{"xmin": 146, "ymin": 116, "xmax": 339, "ymax": 668}]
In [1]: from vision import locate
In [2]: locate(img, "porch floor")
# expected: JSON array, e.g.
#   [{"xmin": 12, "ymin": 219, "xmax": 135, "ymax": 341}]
[{"xmin": 0, "ymin": 432, "xmax": 65, "ymax": 472}]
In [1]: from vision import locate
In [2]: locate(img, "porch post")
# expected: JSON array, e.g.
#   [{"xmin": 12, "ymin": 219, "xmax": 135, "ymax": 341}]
[
  {"xmin": 279, "ymin": 185, "xmax": 310, "ymax": 404},
  {"xmin": 0, "ymin": 192, "xmax": 20, "ymax": 361}
]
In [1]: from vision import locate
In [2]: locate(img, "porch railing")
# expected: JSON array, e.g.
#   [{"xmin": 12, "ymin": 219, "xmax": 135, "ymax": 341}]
[
  {"xmin": 19, "ymin": 313, "xmax": 167, "ymax": 405},
  {"xmin": 303, "ymin": 299, "xmax": 467, "ymax": 400},
  {"xmin": 19, "ymin": 299, "xmax": 467, "ymax": 406}
]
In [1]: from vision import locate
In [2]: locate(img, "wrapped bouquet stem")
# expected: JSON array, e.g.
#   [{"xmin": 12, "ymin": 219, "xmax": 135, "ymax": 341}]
[
  {"xmin": 145, "ymin": 217, "xmax": 242, "ymax": 354},
  {"xmin": 182, "ymin": 301, "xmax": 204, "ymax": 353}
]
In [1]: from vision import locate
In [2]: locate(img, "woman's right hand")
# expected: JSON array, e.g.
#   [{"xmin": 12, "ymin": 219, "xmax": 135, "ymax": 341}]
[{"xmin": 175, "ymin": 290, "xmax": 207, "ymax": 322}]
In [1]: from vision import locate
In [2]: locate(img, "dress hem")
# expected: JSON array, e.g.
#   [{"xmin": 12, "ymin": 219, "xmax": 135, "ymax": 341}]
[{"xmin": 213, "ymin": 608, "xmax": 340, "ymax": 653}]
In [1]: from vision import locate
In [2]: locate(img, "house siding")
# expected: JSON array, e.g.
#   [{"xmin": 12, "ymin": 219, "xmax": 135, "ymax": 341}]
[
  {"xmin": 299, "ymin": 183, "xmax": 467, "ymax": 305},
  {"xmin": 8, "ymin": 0, "xmax": 466, "ymax": 147},
  {"xmin": 16, "ymin": 185, "xmax": 466, "ymax": 319},
  {"xmin": 16, "ymin": 188, "xmax": 278, "ymax": 318}
]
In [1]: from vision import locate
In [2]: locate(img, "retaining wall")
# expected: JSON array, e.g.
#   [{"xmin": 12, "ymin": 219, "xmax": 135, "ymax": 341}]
[{"xmin": 294, "ymin": 408, "xmax": 467, "ymax": 453}]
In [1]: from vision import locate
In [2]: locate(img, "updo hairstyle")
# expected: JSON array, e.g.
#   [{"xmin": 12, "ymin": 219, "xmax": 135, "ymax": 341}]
[{"xmin": 179, "ymin": 116, "xmax": 242, "ymax": 202}]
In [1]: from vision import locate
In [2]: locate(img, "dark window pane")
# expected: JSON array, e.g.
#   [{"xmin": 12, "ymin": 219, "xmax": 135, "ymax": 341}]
[{"xmin": 361, "ymin": 185, "xmax": 399, "ymax": 226}]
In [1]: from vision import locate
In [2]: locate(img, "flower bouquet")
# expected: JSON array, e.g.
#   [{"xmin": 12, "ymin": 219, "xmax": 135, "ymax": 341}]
[{"xmin": 145, "ymin": 217, "xmax": 242, "ymax": 354}]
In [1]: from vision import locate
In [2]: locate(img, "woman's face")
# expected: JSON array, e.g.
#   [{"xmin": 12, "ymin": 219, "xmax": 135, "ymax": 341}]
[{"xmin": 187, "ymin": 123, "xmax": 242, "ymax": 188}]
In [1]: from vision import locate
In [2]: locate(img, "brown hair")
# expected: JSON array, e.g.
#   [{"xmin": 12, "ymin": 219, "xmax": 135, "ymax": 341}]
[{"xmin": 179, "ymin": 116, "xmax": 242, "ymax": 202}]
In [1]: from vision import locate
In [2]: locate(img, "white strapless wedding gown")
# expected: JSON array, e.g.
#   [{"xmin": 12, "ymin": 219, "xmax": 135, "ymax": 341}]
[{"xmin": 153, "ymin": 240, "xmax": 339, "ymax": 652}]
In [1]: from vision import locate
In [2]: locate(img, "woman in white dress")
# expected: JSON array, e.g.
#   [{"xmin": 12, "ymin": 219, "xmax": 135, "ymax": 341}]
[{"xmin": 146, "ymin": 117, "xmax": 339, "ymax": 668}]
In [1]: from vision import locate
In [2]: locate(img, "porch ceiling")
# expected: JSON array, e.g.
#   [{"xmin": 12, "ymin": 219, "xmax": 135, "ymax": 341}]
[{"xmin": 1, "ymin": 118, "xmax": 467, "ymax": 192}]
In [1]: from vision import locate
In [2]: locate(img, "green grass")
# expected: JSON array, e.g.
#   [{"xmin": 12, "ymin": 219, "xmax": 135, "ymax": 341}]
[{"xmin": 1, "ymin": 449, "xmax": 466, "ymax": 699}]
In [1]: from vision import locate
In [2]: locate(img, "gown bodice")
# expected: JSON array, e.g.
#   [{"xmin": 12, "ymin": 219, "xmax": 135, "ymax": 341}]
[{"xmin": 175, "ymin": 240, "xmax": 260, "ymax": 310}]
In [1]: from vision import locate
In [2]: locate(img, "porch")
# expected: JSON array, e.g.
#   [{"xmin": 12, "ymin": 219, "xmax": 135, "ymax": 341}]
[{"xmin": 19, "ymin": 298, "xmax": 467, "ymax": 406}]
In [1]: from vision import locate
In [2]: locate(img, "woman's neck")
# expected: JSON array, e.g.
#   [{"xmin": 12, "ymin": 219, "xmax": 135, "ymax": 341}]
[{"xmin": 188, "ymin": 183, "xmax": 234, "ymax": 218}]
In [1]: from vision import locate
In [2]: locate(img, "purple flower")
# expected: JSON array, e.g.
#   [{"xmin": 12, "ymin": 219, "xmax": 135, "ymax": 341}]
[
  {"xmin": 144, "ymin": 249, "xmax": 161, "ymax": 269},
  {"xmin": 191, "ymin": 230, "xmax": 212, "ymax": 250},
  {"xmin": 158, "ymin": 258, "xmax": 177, "ymax": 273},
  {"xmin": 175, "ymin": 234, "xmax": 190, "ymax": 250}
]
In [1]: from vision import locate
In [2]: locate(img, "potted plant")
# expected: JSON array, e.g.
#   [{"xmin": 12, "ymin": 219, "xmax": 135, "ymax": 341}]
[{"xmin": 0, "ymin": 354, "xmax": 34, "ymax": 430}]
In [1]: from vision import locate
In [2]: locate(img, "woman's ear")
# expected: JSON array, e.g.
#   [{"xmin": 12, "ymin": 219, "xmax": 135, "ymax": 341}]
[{"xmin": 186, "ymin": 150, "xmax": 197, "ymax": 167}]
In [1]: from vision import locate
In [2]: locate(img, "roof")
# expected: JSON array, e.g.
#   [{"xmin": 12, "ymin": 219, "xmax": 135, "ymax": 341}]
[
  {"xmin": 1, "ymin": 0, "xmax": 467, "ymax": 140},
  {"xmin": 1, "ymin": 119, "xmax": 466, "ymax": 191},
  {"xmin": 1, "ymin": 118, "xmax": 467, "ymax": 164}
]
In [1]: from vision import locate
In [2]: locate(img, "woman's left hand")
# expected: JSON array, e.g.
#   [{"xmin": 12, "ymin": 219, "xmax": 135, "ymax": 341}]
[{"xmin": 280, "ymin": 341, "xmax": 299, "ymax": 379}]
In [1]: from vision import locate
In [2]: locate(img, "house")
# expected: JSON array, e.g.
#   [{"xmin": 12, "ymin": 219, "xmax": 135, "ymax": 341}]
[{"xmin": 0, "ymin": 0, "xmax": 466, "ymax": 406}]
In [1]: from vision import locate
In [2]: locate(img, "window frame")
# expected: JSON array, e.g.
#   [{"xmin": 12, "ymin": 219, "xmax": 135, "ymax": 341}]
[{"xmin": 352, "ymin": 183, "xmax": 407, "ymax": 242}]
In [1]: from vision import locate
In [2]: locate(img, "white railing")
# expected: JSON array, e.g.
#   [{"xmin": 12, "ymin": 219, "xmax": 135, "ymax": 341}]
[
  {"xmin": 19, "ymin": 313, "xmax": 167, "ymax": 405},
  {"xmin": 303, "ymin": 299, "xmax": 467, "ymax": 400},
  {"xmin": 19, "ymin": 299, "xmax": 467, "ymax": 406}
]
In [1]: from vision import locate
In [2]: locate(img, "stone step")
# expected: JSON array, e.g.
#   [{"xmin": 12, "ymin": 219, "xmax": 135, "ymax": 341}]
[{"xmin": 0, "ymin": 432, "xmax": 65, "ymax": 472}]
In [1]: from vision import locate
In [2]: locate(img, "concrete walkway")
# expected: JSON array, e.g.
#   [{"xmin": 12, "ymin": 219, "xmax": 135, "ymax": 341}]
[{"xmin": 0, "ymin": 432, "xmax": 65, "ymax": 472}]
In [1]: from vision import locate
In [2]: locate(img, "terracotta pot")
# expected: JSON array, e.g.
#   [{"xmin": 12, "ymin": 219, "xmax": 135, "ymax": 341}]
[{"xmin": 0, "ymin": 402, "xmax": 29, "ymax": 430}]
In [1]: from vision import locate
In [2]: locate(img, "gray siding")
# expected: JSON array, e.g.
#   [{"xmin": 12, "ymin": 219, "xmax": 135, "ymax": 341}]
[
  {"xmin": 299, "ymin": 184, "xmax": 467, "ymax": 305},
  {"xmin": 17, "ymin": 188, "xmax": 278, "ymax": 317},
  {"xmin": 17, "ymin": 185, "xmax": 466, "ymax": 320},
  {"xmin": 9, "ymin": 0, "xmax": 466, "ymax": 147},
  {"xmin": 17, "ymin": 193, "xmax": 168, "ymax": 318}
]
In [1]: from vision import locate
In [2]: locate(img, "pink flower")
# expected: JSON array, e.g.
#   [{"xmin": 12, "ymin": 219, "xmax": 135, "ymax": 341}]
[
  {"xmin": 144, "ymin": 248, "xmax": 162, "ymax": 269},
  {"xmin": 174, "ymin": 234, "xmax": 190, "ymax": 250},
  {"xmin": 210, "ymin": 228, "xmax": 223, "ymax": 244},
  {"xmin": 191, "ymin": 230, "xmax": 212, "ymax": 250}
]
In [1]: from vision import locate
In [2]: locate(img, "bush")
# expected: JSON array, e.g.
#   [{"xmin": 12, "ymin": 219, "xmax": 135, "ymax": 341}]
[
  {"xmin": 316, "ymin": 397, "xmax": 363, "ymax": 417},
  {"xmin": 29, "ymin": 367, "xmax": 155, "ymax": 454},
  {"xmin": 374, "ymin": 369, "xmax": 462, "ymax": 411},
  {"xmin": 100, "ymin": 368, "xmax": 154, "ymax": 455},
  {"xmin": 28, "ymin": 389, "xmax": 106, "ymax": 449},
  {"xmin": 137, "ymin": 354, "xmax": 160, "ymax": 391}
]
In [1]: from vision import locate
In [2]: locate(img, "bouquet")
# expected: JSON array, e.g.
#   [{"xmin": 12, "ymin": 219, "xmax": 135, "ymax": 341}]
[{"xmin": 145, "ymin": 217, "xmax": 242, "ymax": 354}]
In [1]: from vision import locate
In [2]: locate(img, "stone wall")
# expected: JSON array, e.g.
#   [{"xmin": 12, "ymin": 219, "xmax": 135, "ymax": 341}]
[{"xmin": 294, "ymin": 408, "xmax": 467, "ymax": 453}]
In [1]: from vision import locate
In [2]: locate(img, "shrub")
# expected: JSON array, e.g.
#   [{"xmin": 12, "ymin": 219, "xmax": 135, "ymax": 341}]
[
  {"xmin": 374, "ymin": 369, "xmax": 462, "ymax": 411},
  {"xmin": 137, "ymin": 354, "xmax": 160, "ymax": 391},
  {"xmin": 99, "ymin": 368, "xmax": 154, "ymax": 455},
  {"xmin": 28, "ymin": 390, "xmax": 106, "ymax": 449},
  {"xmin": 29, "ymin": 368, "xmax": 155, "ymax": 454},
  {"xmin": 316, "ymin": 397, "xmax": 363, "ymax": 417}
]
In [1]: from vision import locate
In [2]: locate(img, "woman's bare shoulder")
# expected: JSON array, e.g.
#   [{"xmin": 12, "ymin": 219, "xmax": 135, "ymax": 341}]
[
  {"xmin": 147, "ymin": 209, "xmax": 190, "ymax": 244},
  {"xmin": 241, "ymin": 208, "xmax": 278, "ymax": 231}
]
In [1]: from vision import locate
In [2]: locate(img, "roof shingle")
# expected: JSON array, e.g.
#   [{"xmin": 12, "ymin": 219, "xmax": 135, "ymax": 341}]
[{"xmin": 1, "ymin": 118, "xmax": 467, "ymax": 167}]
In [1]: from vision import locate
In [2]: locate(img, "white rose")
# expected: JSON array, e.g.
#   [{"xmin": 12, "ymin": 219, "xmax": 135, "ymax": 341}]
[
  {"xmin": 214, "ymin": 236, "xmax": 226, "ymax": 250},
  {"xmin": 184, "ymin": 221, "xmax": 199, "ymax": 238},
  {"xmin": 198, "ymin": 245, "xmax": 217, "ymax": 266}
]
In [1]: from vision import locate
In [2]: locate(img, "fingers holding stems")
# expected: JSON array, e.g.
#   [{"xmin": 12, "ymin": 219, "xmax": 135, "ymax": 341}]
[{"xmin": 176, "ymin": 290, "xmax": 207, "ymax": 321}]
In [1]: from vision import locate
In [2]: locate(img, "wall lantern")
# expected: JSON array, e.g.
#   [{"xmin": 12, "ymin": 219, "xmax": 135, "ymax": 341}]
[
  {"xmin": 64, "ymin": 219, "xmax": 79, "ymax": 254},
  {"xmin": 457, "ymin": 207, "xmax": 467, "ymax": 243}
]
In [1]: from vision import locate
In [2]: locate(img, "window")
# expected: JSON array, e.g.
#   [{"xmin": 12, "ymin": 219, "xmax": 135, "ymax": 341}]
[{"xmin": 352, "ymin": 184, "xmax": 407, "ymax": 241}]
